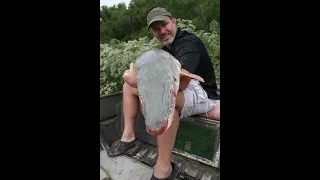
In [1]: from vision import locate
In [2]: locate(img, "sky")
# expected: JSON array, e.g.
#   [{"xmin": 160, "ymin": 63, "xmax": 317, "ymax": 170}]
[{"xmin": 100, "ymin": 0, "xmax": 131, "ymax": 7}]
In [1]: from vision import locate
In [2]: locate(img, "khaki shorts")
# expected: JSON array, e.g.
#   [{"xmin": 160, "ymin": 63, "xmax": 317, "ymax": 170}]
[{"xmin": 180, "ymin": 79, "xmax": 217, "ymax": 119}]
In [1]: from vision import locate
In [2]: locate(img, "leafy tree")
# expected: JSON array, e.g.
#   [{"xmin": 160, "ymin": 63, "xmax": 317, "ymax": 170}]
[{"xmin": 100, "ymin": 0, "xmax": 220, "ymax": 43}]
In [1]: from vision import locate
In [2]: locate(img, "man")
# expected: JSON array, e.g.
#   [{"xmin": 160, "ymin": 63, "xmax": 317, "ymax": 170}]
[{"xmin": 107, "ymin": 7, "xmax": 220, "ymax": 180}]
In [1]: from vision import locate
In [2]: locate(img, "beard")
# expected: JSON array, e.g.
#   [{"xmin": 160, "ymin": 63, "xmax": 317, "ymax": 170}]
[{"xmin": 162, "ymin": 34, "xmax": 175, "ymax": 46}]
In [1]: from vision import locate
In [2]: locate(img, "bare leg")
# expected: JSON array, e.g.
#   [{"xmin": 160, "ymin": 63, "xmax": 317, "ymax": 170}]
[
  {"xmin": 199, "ymin": 100, "xmax": 220, "ymax": 120},
  {"xmin": 153, "ymin": 91, "xmax": 184, "ymax": 178},
  {"xmin": 121, "ymin": 82, "xmax": 139, "ymax": 142}
]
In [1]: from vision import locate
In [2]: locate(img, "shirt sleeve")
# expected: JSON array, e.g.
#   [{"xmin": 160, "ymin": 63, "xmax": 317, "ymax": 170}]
[{"xmin": 173, "ymin": 40, "xmax": 200, "ymax": 74}]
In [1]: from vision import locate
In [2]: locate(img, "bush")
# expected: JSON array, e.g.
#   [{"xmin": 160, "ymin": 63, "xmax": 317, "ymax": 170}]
[{"xmin": 100, "ymin": 19, "xmax": 220, "ymax": 96}]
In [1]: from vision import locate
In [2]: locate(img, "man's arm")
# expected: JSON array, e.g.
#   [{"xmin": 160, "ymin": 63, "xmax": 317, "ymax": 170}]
[
  {"xmin": 175, "ymin": 40, "xmax": 200, "ymax": 74},
  {"xmin": 179, "ymin": 69, "xmax": 191, "ymax": 90},
  {"xmin": 174, "ymin": 40, "xmax": 201, "ymax": 90}
]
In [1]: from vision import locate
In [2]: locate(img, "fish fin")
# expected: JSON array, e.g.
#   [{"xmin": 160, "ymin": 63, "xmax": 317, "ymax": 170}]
[{"xmin": 180, "ymin": 71, "xmax": 205, "ymax": 82}]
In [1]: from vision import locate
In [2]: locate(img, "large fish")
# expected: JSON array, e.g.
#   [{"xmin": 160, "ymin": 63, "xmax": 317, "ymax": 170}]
[{"xmin": 135, "ymin": 49, "xmax": 204, "ymax": 136}]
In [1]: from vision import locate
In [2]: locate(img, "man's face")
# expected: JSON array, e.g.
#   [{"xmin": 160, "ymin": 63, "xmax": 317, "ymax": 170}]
[{"xmin": 150, "ymin": 17, "xmax": 177, "ymax": 46}]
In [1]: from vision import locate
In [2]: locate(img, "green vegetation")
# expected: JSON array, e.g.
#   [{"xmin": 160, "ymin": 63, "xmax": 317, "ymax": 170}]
[{"xmin": 100, "ymin": 0, "xmax": 220, "ymax": 96}]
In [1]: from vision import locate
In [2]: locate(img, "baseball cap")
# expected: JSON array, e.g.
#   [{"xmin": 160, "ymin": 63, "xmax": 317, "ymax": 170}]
[{"xmin": 147, "ymin": 7, "xmax": 172, "ymax": 29}]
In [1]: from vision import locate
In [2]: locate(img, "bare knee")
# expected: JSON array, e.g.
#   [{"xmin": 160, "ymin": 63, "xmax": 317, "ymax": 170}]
[
  {"xmin": 213, "ymin": 100, "xmax": 220, "ymax": 120},
  {"xmin": 123, "ymin": 82, "xmax": 138, "ymax": 96},
  {"xmin": 197, "ymin": 100, "xmax": 220, "ymax": 120},
  {"xmin": 175, "ymin": 91, "xmax": 184, "ymax": 111}
]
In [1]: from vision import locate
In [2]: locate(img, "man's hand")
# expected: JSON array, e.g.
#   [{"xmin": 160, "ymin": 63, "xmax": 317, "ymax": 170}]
[
  {"xmin": 123, "ymin": 63, "xmax": 137, "ymax": 88},
  {"xmin": 179, "ymin": 68, "xmax": 192, "ymax": 90}
]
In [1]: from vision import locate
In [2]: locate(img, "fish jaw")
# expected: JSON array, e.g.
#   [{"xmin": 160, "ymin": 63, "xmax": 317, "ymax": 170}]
[{"xmin": 145, "ymin": 83, "xmax": 178, "ymax": 136}]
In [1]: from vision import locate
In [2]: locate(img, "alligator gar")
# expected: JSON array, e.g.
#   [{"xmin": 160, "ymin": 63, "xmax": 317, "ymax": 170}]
[{"xmin": 135, "ymin": 49, "xmax": 204, "ymax": 136}]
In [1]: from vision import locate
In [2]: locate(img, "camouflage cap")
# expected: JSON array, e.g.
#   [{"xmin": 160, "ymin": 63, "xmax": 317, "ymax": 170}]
[{"xmin": 147, "ymin": 7, "xmax": 172, "ymax": 29}]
